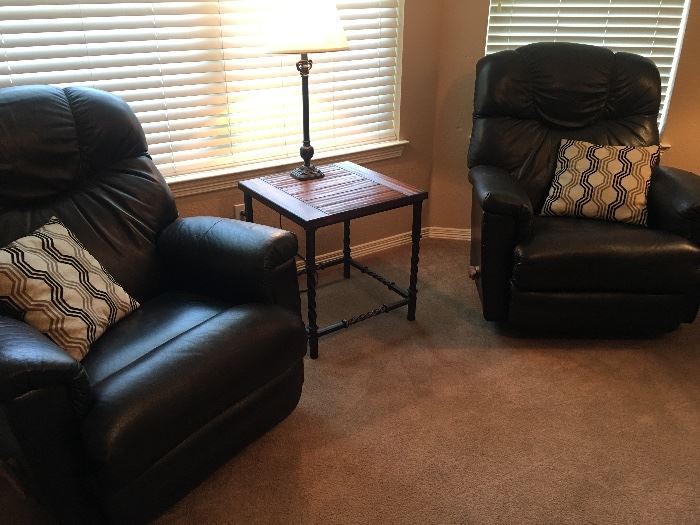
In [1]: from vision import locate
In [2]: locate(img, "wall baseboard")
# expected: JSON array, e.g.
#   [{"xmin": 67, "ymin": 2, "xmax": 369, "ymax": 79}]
[
  {"xmin": 423, "ymin": 227, "xmax": 471, "ymax": 241},
  {"xmin": 297, "ymin": 227, "xmax": 470, "ymax": 269}
]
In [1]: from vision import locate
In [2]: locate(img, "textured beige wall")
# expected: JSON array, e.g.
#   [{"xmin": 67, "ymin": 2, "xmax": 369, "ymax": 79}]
[
  {"xmin": 660, "ymin": 2, "xmax": 700, "ymax": 173},
  {"xmin": 176, "ymin": 0, "xmax": 700, "ymax": 245},
  {"xmin": 427, "ymin": 0, "xmax": 489, "ymax": 231}
]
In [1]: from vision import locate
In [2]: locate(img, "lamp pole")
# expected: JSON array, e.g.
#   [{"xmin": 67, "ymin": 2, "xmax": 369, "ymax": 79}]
[{"xmin": 291, "ymin": 53, "xmax": 324, "ymax": 180}]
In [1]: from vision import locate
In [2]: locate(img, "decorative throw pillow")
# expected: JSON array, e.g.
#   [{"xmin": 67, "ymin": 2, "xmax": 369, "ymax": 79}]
[
  {"xmin": 0, "ymin": 217, "xmax": 139, "ymax": 361},
  {"xmin": 541, "ymin": 139, "xmax": 660, "ymax": 225}
]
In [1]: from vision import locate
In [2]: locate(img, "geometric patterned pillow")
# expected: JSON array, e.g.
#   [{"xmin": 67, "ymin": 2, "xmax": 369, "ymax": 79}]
[
  {"xmin": 0, "ymin": 217, "xmax": 139, "ymax": 361},
  {"xmin": 541, "ymin": 139, "xmax": 660, "ymax": 226}
]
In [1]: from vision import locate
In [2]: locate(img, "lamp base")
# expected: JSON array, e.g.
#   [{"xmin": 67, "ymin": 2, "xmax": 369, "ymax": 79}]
[{"xmin": 290, "ymin": 164, "xmax": 324, "ymax": 180}]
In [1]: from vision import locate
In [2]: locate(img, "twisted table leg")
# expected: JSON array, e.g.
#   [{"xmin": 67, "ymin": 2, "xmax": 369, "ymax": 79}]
[
  {"xmin": 343, "ymin": 219, "xmax": 351, "ymax": 279},
  {"xmin": 306, "ymin": 228, "xmax": 319, "ymax": 358},
  {"xmin": 408, "ymin": 201, "xmax": 422, "ymax": 321}
]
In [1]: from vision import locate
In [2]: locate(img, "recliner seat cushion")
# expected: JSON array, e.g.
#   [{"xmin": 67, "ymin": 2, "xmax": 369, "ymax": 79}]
[
  {"xmin": 513, "ymin": 216, "xmax": 700, "ymax": 293},
  {"xmin": 80, "ymin": 291, "xmax": 306, "ymax": 489}
]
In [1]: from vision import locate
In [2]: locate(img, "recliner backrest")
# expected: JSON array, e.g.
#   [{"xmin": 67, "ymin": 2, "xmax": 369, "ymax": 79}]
[
  {"xmin": 468, "ymin": 42, "xmax": 661, "ymax": 211},
  {"xmin": 0, "ymin": 86, "xmax": 178, "ymax": 300}
]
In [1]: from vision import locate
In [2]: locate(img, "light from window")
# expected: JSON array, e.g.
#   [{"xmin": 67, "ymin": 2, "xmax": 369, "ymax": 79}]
[
  {"xmin": 0, "ymin": 1, "xmax": 402, "ymax": 177},
  {"xmin": 485, "ymin": 0, "xmax": 691, "ymax": 132}
]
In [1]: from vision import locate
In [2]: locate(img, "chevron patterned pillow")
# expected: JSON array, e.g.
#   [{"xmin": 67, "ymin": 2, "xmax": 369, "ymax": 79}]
[
  {"xmin": 0, "ymin": 217, "xmax": 139, "ymax": 361},
  {"xmin": 541, "ymin": 139, "xmax": 660, "ymax": 226}
]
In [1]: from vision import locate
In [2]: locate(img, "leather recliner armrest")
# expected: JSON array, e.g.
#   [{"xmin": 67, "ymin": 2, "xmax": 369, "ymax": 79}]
[
  {"xmin": 469, "ymin": 165, "xmax": 534, "ymax": 224},
  {"xmin": 0, "ymin": 316, "xmax": 90, "ymax": 415},
  {"xmin": 468, "ymin": 166, "xmax": 534, "ymax": 322},
  {"xmin": 648, "ymin": 166, "xmax": 700, "ymax": 245},
  {"xmin": 157, "ymin": 217, "xmax": 302, "ymax": 314}
]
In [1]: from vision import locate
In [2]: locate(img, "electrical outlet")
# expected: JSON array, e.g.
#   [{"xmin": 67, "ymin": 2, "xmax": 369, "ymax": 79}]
[{"xmin": 234, "ymin": 204, "xmax": 246, "ymax": 220}]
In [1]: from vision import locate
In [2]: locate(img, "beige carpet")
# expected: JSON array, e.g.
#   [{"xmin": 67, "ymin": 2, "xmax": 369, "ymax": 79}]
[{"xmin": 152, "ymin": 239, "xmax": 700, "ymax": 525}]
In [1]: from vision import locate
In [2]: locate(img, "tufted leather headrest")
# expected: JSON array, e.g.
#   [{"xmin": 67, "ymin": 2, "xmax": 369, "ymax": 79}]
[
  {"xmin": 0, "ymin": 86, "xmax": 149, "ymax": 203},
  {"xmin": 468, "ymin": 42, "xmax": 661, "ymax": 210},
  {"xmin": 0, "ymin": 86, "xmax": 178, "ymax": 300}
]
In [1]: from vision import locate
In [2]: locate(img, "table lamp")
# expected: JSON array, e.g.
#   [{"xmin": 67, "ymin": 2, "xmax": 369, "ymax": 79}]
[{"xmin": 267, "ymin": 0, "xmax": 349, "ymax": 180}]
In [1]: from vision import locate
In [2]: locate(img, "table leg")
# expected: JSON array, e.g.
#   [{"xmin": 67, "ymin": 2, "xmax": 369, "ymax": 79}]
[
  {"xmin": 343, "ymin": 220, "xmax": 351, "ymax": 279},
  {"xmin": 306, "ymin": 228, "xmax": 319, "ymax": 359},
  {"xmin": 243, "ymin": 193, "xmax": 253, "ymax": 222},
  {"xmin": 407, "ymin": 201, "xmax": 422, "ymax": 321}
]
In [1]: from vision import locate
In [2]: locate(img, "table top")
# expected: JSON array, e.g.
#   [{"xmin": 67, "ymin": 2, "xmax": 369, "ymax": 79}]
[{"xmin": 238, "ymin": 161, "xmax": 427, "ymax": 228}]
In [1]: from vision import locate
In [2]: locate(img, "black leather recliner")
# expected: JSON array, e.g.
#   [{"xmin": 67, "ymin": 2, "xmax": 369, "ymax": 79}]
[
  {"xmin": 0, "ymin": 86, "xmax": 307, "ymax": 523},
  {"xmin": 468, "ymin": 42, "xmax": 700, "ymax": 330}
]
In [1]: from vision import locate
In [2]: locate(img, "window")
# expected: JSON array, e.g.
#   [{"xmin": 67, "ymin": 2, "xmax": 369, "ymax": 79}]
[
  {"xmin": 485, "ymin": 0, "xmax": 691, "ymax": 132},
  {"xmin": 0, "ymin": 1, "xmax": 402, "ymax": 177}
]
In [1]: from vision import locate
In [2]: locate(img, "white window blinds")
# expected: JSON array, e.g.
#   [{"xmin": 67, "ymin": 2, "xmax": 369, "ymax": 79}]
[
  {"xmin": 0, "ymin": 1, "xmax": 401, "ymax": 177},
  {"xmin": 485, "ymin": 0, "xmax": 690, "ymax": 130}
]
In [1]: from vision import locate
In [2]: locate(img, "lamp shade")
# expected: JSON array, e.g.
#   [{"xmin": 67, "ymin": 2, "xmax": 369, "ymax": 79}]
[{"xmin": 267, "ymin": 0, "xmax": 349, "ymax": 54}]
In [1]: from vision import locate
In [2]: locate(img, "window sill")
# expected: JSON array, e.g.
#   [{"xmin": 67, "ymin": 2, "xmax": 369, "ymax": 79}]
[{"xmin": 167, "ymin": 140, "xmax": 409, "ymax": 198}]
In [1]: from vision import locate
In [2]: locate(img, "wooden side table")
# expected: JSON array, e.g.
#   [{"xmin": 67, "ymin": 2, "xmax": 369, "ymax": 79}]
[{"xmin": 238, "ymin": 161, "xmax": 428, "ymax": 359}]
